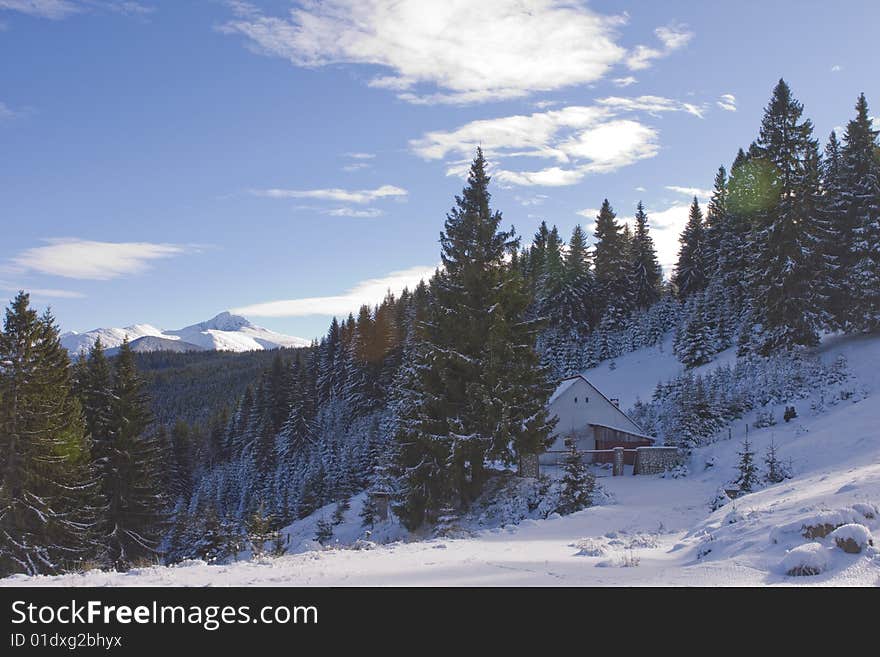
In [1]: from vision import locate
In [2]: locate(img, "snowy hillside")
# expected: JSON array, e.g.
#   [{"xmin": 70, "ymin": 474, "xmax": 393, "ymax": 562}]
[
  {"xmin": 7, "ymin": 331, "xmax": 879, "ymax": 587},
  {"xmin": 61, "ymin": 311, "xmax": 309, "ymax": 354}
]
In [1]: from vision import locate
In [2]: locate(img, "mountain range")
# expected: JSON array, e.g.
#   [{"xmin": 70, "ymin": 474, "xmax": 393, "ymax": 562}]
[{"xmin": 61, "ymin": 311, "xmax": 310, "ymax": 355}]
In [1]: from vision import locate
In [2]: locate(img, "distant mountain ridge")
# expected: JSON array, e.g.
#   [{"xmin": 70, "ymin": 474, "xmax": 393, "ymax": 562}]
[{"xmin": 61, "ymin": 311, "xmax": 310, "ymax": 354}]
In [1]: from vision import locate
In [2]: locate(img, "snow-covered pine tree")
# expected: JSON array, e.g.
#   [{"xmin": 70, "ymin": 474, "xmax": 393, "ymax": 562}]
[
  {"xmin": 674, "ymin": 197, "xmax": 709, "ymax": 298},
  {"xmin": 746, "ymin": 80, "xmax": 824, "ymax": 353},
  {"xmin": 734, "ymin": 438, "xmax": 759, "ymax": 493},
  {"xmin": 819, "ymin": 131, "xmax": 850, "ymax": 330},
  {"xmin": 99, "ymin": 338, "xmax": 167, "ymax": 569},
  {"xmin": 764, "ymin": 439, "xmax": 790, "ymax": 484},
  {"xmin": 392, "ymin": 148, "xmax": 555, "ymax": 529},
  {"xmin": 841, "ymin": 94, "xmax": 880, "ymax": 331},
  {"xmin": 704, "ymin": 166, "xmax": 728, "ymax": 278},
  {"xmin": 556, "ymin": 443, "xmax": 595, "ymax": 515},
  {"xmin": 593, "ymin": 199, "xmax": 631, "ymax": 315},
  {"xmin": 0, "ymin": 293, "xmax": 97, "ymax": 575},
  {"xmin": 629, "ymin": 201, "xmax": 663, "ymax": 311}
]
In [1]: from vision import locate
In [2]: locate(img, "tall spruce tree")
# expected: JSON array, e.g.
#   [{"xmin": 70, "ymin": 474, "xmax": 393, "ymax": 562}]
[
  {"xmin": 0, "ymin": 293, "xmax": 96, "ymax": 575},
  {"xmin": 841, "ymin": 94, "xmax": 880, "ymax": 330},
  {"xmin": 393, "ymin": 149, "xmax": 555, "ymax": 528},
  {"xmin": 629, "ymin": 202, "xmax": 662, "ymax": 311},
  {"xmin": 747, "ymin": 79, "xmax": 823, "ymax": 353},
  {"xmin": 98, "ymin": 338, "xmax": 166, "ymax": 569},
  {"xmin": 819, "ymin": 131, "xmax": 850, "ymax": 328},
  {"xmin": 674, "ymin": 197, "xmax": 709, "ymax": 298},
  {"xmin": 593, "ymin": 199, "xmax": 631, "ymax": 317}
]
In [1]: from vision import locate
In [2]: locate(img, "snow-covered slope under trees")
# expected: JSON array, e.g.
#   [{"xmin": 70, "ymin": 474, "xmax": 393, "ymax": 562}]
[
  {"xmin": 61, "ymin": 312, "xmax": 309, "ymax": 354},
  {"xmin": 6, "ymin": 332, "xmax": 879, "ymax": 586}
]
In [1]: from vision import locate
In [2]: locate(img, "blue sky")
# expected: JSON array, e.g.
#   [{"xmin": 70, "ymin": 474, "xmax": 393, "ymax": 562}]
[{"xmin": 1, "ymin": 0, "xmax": 878, "ymax": 340}]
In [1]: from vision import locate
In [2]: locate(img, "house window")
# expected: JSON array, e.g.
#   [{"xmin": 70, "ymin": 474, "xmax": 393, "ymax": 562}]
[{"xmin": 574, "ymin": 397, "xmax": 578, "ymax": 403}]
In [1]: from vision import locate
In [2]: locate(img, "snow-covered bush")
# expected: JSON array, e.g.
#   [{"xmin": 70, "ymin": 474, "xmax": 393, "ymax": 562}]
[
  {"xmin": 829, "ymin": 524, "xmax": 874, "ymax": 554},
  {"xmin": 782, "ymin": 542, "xmax": 830, "ymax": 576},
  {"xmin": 852, "ymin": 502, "xmax": 878, "ymax": 521},
  {"xmin": 709, "ymin": 488, "xmax": 732, "ymax": 511},
  {"xmin": 753, "ymin": 409, "xmax": 776, "ymax": 429}
]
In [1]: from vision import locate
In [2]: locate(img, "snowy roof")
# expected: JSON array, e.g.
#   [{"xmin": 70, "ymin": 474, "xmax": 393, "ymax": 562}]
[
  {"xmin": 548, "ymin": 377, "xmax": 580, "ymax": 405},
  {"xmin": 548, "ymin": 374, "xmax": 647, "ymax": 436}
]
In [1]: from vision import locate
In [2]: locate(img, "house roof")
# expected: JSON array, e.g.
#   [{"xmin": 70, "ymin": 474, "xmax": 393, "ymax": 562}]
[{"xmin": 549, "ymin": 374, "xmax": 648, "ymax": 436}]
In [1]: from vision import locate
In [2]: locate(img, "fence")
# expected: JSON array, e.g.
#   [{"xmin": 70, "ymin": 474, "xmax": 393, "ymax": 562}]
[{"xmin": 541, "ymin": 446, "xmax": 684, "ymax": 477}]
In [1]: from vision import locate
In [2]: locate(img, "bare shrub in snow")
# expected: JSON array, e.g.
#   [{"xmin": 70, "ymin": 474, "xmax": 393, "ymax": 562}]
[{"xmin": 573, "ymin": 538, "xmax": 608, "ymax": 557}]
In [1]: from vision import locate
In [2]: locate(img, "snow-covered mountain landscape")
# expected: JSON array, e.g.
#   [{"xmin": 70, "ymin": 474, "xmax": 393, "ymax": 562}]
[
  {"xmin": 5, "ymin": 330, "xmax": 877, "ymax": 587},
  {"xmin": 61, "ymin": 311, "xmax": 310, "ymax": 354},
  {"xmin": 3, "ymin": 1, "xmax": 880, "ymax": 601}
]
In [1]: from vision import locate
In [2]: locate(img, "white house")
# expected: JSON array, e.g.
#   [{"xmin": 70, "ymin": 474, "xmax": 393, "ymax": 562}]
[{"xmin": 542, "ymin": 375, "xmax": 654, "ymax": 464}]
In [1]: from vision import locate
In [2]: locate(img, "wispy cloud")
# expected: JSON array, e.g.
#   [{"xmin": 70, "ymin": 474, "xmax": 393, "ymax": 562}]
[
  {"xmin": 831, "ymin": 64, "xmax": 842, "ymax": 73},
  {"xmin": 0, "ymin": 101, "xmax": 16, "ymax": 119},
  {"xmin": 411, "ymin": 95, "xmax": 703, "ymax": 187},
  {"xmin": 0, "ymin": 0, "xmax": 152, "ymax": 19},
  {"xmin": 717, "ymin": 93, "xmax": 737, "ymax": 112},
  {"xmin": 626, "ymin": 23, "xmax": 693, "ymax": 71},
  {"xmin": 220, "ymin": 0, "xmax": 627, "ymax": 104},
  {"xmin": 0, "ymin": 281, "xmax": 86, "ymax": 299},
  {"xmin": 612, "ymin": 76, "xmax": 637, "ymax": 87},
  {"xmin": 252, "ymin": 184, "xmax": 407, "ymax": 204},
  {"xmin": 10, "ymin": 238, "xmax": 186, "ymax": 280},
  {"xmin": 324, "ymin": 207, "xmax": 383, "ymax": 218},
  {"xmin": 345, "ymin": 152, "xmax": 375, "ymax": 160},
  {"xmin": 232, "ymin": 265, "xmax": 436, "ymax": 318},
  {"xmin": 665, "ymin": 185, "xmax": 712, "ymax": 200}
]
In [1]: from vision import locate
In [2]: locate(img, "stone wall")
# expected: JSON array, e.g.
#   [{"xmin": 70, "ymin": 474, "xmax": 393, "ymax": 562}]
[{"xmin": 632, "ymin": 447, "xmax": 684, "ymax": 475}]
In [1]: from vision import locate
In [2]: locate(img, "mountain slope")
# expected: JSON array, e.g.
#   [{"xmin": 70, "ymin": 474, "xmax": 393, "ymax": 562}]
[
  {"xmin": 61, "ymin": 312, "xmax": 309, "ymax": 354},
  {"xmin": 9, "ymin": 331, "xmax": 879, "ymax": 586}
]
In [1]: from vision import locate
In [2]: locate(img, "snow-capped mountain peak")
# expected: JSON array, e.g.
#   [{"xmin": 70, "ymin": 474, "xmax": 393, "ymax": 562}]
[{"xmin": 62, "ymin": 312, "xmax": 308, "ymax": 354}]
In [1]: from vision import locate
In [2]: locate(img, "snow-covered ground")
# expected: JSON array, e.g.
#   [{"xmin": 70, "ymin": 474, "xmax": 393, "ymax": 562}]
[{"xmin": 5, "ymin": 333, "xmax": 879, "ymax": 587}]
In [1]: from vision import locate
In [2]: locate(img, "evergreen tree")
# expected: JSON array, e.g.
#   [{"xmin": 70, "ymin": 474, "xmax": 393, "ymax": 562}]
[
  {"xmin": 735, "ymin": 438, "xmax": 759, "ymax": 493},
  {"xmin": 841, "ymin": 94, "xmax": 880, "ymax": 330},
  {"xmin": 819, "ymin": 131, "xmax": 850, "ymax": 328},
  {"xmin": 704, "ymin": 166, "xmax": 728, "ymax": 276},
  {"xmin": 98, "ymin": 338, "xmax": 166, "ymax": 569},
  {"xmin": 674, "ymin": 197, "xmax": 709, "ymax": 298},
  {"xmin": 746, "ymin": 80, "xmax": 823, "ymax": 353},
  {"xmin": 393, "ymin": 149, "xmax": 555, "ymax": 528},
  {"xmin": 593, "ymin": 199, "xmax": 631, "ymax": 313},
  {"xmin": 556, "ymin": 443, "xmax": 595, "ymax": 515},
  {"xmin": 764, "ymin": 439, "xmax": 789, "ymax": 484},
  {"xmin": 629, "ymin": 201, "xmax": 663, "ymax": 310},
  {"xmin": 0, "ymin": 293, "xmax": 96, "ymax": 575}
]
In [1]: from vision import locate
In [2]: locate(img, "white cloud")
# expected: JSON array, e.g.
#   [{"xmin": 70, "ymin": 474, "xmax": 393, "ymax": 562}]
[
  {"xmin": 514, "ymin": 194, "xmax": 548, "ymax": 207},
  {"xmin": 831, "ymin": 65, "xmax": 842, "ymax": 73},
  {"xmin": 576, "ymin": 207, "xmax": 602, "ymax": 219},
  {"xmin": 612, "ymin": 76, "xmax": 637, "ymax": 87},
  {"xmin": 233, "ymin": 265, "xmax": 436, "ymax": 318},
  {"xmin": 626, "ymin": 23, "xmax": 693, "ymax": 71},
  {"xmin": 717, "ymin": 93, "xmax": 736, "ymax": 112},
  {"xmin": 324, "ymin": 207, "xmax": 383, "ymax": 218},
  {"xmin": 411, "ymin": 95, "xmax": 702, "ymax": 187},
  {"xmin": 0, "ymin": 0, "xmax": 151, "ymax": 18},
  {"xmin": 0, "ymin": 0, "xmax": 78, "ymax": 18},
  {"xmin": 665, "ymin": 185, "xmax": 711, "ymax": 200},
  {"xmin": 345, "ymin": 152, "xmax": 375, "ymax": 160},
  {"xmin": 533, "ymin": 100, "xmax": 561, "ymax": 109},
  {"xmin": 635, "ymin": 186, "xmax": 646, "ymax": 192},
  {"xmin": 11, "ymin": 239, "xmax": 185, "ymax": 280},
  {"xmin": 221, "ymin": 0, "xmax": 627, "ymax": 104},
  {"xmin": 0, "ymin": 101, "xmax": 16, "ymax": 119},
  {"xmin": 0, "ymin": 281, "xmax": 86, "ymax": 299},
  {"xmin": 252, "ymin": 184, "xmax": 407, "ymax": 204}
]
